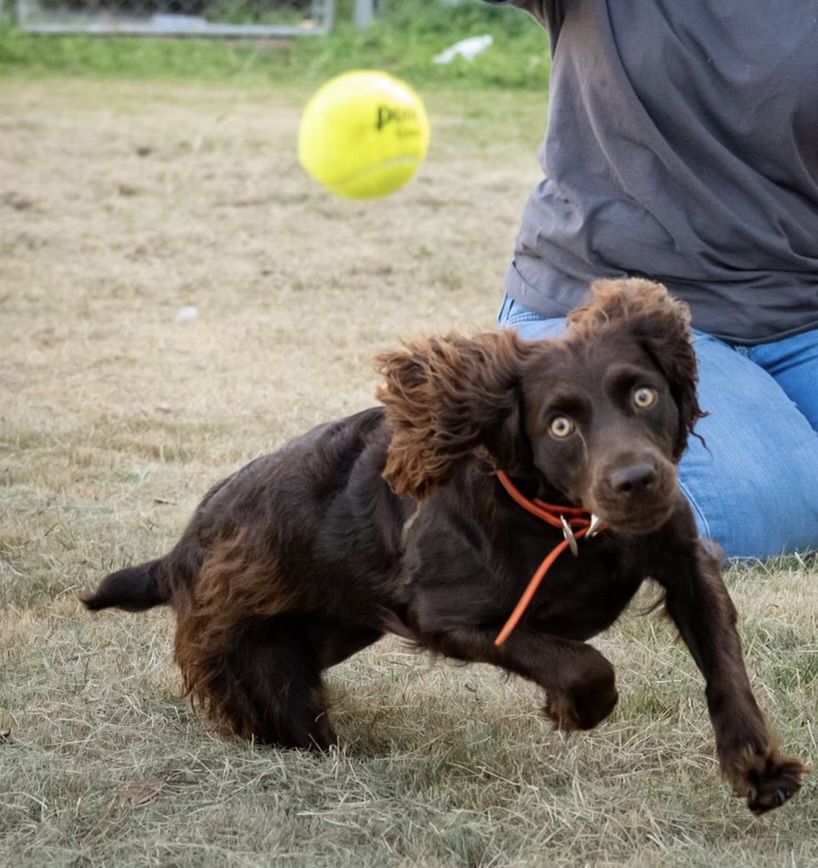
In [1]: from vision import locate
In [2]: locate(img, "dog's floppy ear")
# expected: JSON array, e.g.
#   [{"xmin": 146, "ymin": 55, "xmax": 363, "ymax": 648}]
[
  {"xmin": 376, "ymin": 331, "xmax": 529, "ymax": 498},
  {"xmin": 569, "ymin": 278, "xmax": 704, "ymax": 458}
]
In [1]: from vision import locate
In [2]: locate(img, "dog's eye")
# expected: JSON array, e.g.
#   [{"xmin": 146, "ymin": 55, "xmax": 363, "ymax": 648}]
[
  {"xmin": 549, "ymin": 416, "xmax": 575, "ymax": 439},
  {"xmin": 633, "ymin": 386, "xmax": 658, "ymax": 409}
]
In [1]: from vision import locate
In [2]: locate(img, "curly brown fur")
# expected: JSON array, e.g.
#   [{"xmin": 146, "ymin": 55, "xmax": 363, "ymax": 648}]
[
  {"xmin": 376, "ymin": 330, "xmax": 528, "ymax": 498},
  {"xmin": 84, "ymin": 279, "xmax": 806, "ymax": 813},
  {"xmin": 173, "ymin": 530, "xmax": 304, "ymax": 743}
]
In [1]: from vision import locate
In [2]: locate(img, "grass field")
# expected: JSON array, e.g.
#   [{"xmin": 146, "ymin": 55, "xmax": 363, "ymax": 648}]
[
  {"xmin": 1, "ymin": 49, "xmax": 817, "ymax": 868},
  {"xmin": 0, "ymin": 2, "xmax": 550, "ymax": 88}
]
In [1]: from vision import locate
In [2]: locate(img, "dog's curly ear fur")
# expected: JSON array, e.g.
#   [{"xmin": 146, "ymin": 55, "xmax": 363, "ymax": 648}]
[
  {"xmin": 376, "ymin": 331, "xmax": 529, "ymax": 498},
  {"xmin": 569, "ymin": 278, "xmax": 704, "ymax": 458}
]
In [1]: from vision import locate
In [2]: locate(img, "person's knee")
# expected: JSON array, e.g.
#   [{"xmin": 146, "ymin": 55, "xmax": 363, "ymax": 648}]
[
  {"xmin": 679, "ymin": 415, "xmax": 818, "ymax": 558},
  {"xmin": 677, "ymin": 333, "xmax": 818, "ymax": 558}
]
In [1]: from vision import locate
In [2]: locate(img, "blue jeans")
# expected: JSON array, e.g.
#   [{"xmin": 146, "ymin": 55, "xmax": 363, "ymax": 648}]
[{"xmin": 498, "ymin": 295, "xmax": 818, "ymax": 559}]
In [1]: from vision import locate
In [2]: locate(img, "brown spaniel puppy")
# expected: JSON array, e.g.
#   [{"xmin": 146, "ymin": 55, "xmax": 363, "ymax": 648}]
[{"xmin": 84, "ymin": 279, "xmax": 806, "ymax": 814}]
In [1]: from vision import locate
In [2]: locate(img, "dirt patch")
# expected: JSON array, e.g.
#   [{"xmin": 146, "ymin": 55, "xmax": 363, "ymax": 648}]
[
  {"xmin": 1, "ymin": 79, "xmax": 535, "ymax": 430},
  {"xmin": 1, "ymin": 78, "xmax": 542, "ymax": 594}
]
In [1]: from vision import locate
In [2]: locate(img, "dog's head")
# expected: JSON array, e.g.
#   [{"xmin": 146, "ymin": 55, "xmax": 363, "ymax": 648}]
[{"xmin": 376, "ymin": 279, "xmax": 703, "ymax": 535}]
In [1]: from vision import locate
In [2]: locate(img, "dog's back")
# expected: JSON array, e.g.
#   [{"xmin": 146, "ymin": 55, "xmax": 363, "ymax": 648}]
[{"xmin": 84, "ymin": 406, "xmax": 401, "ymax": 617}]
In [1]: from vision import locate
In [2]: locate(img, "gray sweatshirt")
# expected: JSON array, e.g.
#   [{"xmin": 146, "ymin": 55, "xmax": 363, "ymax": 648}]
[{"xmin": 489, "ymin": 0, "xmax": 818, "ymax": 343}]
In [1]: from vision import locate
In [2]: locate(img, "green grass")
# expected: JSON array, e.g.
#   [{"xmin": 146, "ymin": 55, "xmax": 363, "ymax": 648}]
[{"xmin": 0, "ymin": 0, "xmax": 550, "ymax": 88}]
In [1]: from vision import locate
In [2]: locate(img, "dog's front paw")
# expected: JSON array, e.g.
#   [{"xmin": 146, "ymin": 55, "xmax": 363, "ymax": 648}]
[{"xmin": 723, "ymin": 746, "xmax": 808, "ymax": 814}]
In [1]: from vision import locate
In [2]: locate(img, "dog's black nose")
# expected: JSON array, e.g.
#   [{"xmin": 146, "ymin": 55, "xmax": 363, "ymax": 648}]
[{"xmin": 609, "ymin": 462, "xmax": 658, "ymax": 495}]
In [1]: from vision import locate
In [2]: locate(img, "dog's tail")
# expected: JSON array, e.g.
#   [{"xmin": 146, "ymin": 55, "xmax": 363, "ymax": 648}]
[{"xmin": 82, "ymin": 558, "xmax": 171, "ymax": 612}]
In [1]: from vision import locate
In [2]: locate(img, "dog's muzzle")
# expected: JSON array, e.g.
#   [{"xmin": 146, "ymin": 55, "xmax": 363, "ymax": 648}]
[{"xmin": 589, "ymin": 455, "xmax": 678, "ymax": 535}]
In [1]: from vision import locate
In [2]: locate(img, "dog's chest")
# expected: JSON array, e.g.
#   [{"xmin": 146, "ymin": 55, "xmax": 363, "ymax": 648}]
[
  {"xmin": 401, "ymin": 500, "xmax": 644, "ymax": 642},
  {"xmin": 507, "ymin": 538, "xmax": 644, "ymax": 641}
]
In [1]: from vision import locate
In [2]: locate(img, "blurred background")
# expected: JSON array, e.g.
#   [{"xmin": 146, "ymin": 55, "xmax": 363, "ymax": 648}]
[{"xmin": 1, "ymin": 0, "xmax": 550, "ymax": 86}]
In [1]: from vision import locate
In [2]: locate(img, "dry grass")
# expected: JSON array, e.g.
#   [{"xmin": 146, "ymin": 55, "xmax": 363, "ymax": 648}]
[{"xmin": 1, "ymin": 79, "xmax": 816, "ymax": 867}]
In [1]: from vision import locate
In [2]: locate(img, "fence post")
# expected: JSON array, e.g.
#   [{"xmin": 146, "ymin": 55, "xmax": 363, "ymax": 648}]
[{"xmin": 354, "ymin": 0, "xmax": 373, "ymax": 27}]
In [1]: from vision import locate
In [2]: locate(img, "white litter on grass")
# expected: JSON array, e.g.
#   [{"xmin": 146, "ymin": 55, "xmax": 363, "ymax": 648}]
[
  {"xmin": 175, "ymin": 305, "xmax": 200, "ymax": 322},
  {"xmin": 433, "ymin": 34, "xmax": 493, "ymax": 65},
  {"xmin": 150, "ymin": 14, "xmax": 208, "ymax": 31}
]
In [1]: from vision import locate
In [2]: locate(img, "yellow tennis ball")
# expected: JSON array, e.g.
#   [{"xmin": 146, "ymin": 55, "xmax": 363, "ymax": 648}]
[{"xmin": 298, "ymin": 70, "xmax": 431, "ymax": 200}]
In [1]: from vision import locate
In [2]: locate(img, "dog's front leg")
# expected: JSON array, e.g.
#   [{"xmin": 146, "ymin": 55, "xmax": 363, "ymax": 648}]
[
  {"xmin": 655, "ymin": 541, "xmax": 807, "ymax": 813},
  {"xmin": 421, "ymin": 624, "xmax": 618, "ymax": 731}
]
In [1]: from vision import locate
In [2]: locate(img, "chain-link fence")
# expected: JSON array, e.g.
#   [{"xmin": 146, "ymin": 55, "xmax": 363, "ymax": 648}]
[{"xmin": 14, "ymin": 0, "xmax": 334, "ymax": 36}]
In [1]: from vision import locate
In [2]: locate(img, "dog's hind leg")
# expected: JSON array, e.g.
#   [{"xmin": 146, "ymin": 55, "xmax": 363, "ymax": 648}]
[{"xmin": 177, "ymin": 611, "xmax": 336, "ymax": 750}]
